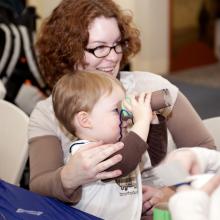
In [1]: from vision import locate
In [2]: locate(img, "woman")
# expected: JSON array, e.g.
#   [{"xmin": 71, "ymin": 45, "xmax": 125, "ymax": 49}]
[{"xmin": 28, "ymin": 0, "xmax": 215, "ymax": 218}]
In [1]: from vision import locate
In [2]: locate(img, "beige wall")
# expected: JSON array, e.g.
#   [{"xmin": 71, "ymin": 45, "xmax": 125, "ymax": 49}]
[
  {"xmin": 28, "ymin": 0, "xmax": 61, "ymax": 18},
  {"xmin": 133, "ymin": 0, "xmax": 169, "ymax": 74},
  {"xmin": 28, "ymin": 0, "xmax": 61, "ymax": 28},
  {"xmin": 27, "ymin": 0, "xmax": 169, "ymax": 74}
]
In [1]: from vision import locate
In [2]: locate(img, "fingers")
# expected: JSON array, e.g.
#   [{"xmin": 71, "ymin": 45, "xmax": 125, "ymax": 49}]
[
  {"xmin": 138, "ymin": 92, "xmax": 146, "ymax": 103},
  {"xmin": 132, "ymin": 92, "xmax": 152, "ymax": 104},
  {"xmin": 144, "ymin": 92, "xmax": 152, "ymax": 104},
  {"xmin": 64, "ymin": 141, "xmax": 125, "ymax": 187},
  {"xmin": 78, "ymin": 142, "xmax": 124, "ymax": 180},
  {"xmin": 151, "ymin": 112, "xmax": 159, "ymax": 124},
  {"xmin": 77, "ymin": 141, "xmax": 123, "ymax": 161},
  {"xmin": 201, "ymin": 174, "xmax": 220, "ymax": 196},
  {"xmin": 95, "ymin": 154, "xmax": 123, "ymax": 174},
  {"xmin": 142, "ymin": 185, "xmax": 155, "ymax": 200},
  {"xmin": 96, "ymin": 170, "xmax": 122, "ymax": 180},
  {"xmin": 142, "ymin": 185, "xmax": 163, "ymax": 215},
  {"xmin": 77, "ymin": 140, "xmax": 104, "ymax": 152},
  {"xmin": 143, "ymin": 201, "xmax": 154, "ymax": 215},
  {"xmin": 90, "ymin": 142, "xmax": 124, "ymax": 165},
  {"xmin": 123, "ymin": 92, "xmax": 152, "ymax": 115}
]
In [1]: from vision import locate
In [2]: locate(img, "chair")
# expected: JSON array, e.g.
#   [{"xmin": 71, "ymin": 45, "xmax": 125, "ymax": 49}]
[
  {"xmin": 0, "ymin": 100, "xmax": 29, "ymax": 185},
  {"xmin": 203, "ymin": 116, "xmax": 220, "ymax": 151}
]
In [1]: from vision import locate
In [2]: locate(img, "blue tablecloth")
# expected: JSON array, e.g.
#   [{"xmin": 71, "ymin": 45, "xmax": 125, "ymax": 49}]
[{"xmin": 0, "ymin": 180, "xmax": 102, "ymax": 220}]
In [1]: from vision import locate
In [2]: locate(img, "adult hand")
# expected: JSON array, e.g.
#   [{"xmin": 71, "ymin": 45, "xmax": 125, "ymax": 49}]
[
  {"xmin": 165, "ymin": 148, "xmax": 201, "ymax": 175},
  {"xmin": 142, "ymin": 185, "xmax": 164, "ymax": 216},
  {"xmin": 60, "ymin": 141, "xmax": 124, "ymax": 190}
]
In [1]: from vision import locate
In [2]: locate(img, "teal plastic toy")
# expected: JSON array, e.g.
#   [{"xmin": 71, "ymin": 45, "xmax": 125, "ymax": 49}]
[{"xmin": 121, "ymin": 96, "xmax": 133, "ymax": 119}]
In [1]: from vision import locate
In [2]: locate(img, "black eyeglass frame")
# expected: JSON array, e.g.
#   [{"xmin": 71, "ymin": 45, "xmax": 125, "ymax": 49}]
[{"xmin": 85, "ymin": 41, "xmax": 128, "ymax": 58}]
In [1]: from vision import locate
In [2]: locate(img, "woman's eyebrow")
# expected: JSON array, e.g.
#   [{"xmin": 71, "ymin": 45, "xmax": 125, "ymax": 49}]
[
  {"xmin": 89, "ymin": 37, "xmax": 122, "ymax": 45},
  {"xmin": 89, "ymin": 40, "xmax": 106, "ymax": 44}
]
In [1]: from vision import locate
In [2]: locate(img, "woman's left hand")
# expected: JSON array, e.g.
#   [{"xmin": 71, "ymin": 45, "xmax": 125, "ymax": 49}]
[{"xmin": 142, "ymin": 185, "xmax": 164, "ymax": 215}]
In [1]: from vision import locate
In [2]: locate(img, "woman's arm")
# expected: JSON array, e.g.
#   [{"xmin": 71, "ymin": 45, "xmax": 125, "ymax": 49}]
[
  {"xmin": 28, "ymin": 97, "xmax": 125, "ymax": 203},
  {"xmin": 29, "ymin": 136, "xmax": 124, "ymax": 203},
  {"xmin": 29, "ymin": 136, "xmax": 82, "ymax": 203},
  {"xmin": 167, "ymin": 92, "xmax": 215, "ymax": 149}
]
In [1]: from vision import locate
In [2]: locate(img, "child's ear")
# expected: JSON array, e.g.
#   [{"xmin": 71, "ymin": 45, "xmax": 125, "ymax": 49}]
[{"xmin": 75, "ymin": 111, "xmax": 92, "ymax": 128}]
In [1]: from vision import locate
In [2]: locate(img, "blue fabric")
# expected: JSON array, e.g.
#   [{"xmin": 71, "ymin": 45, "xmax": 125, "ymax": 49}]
[{"xmin": 0, "ymin": 180, "xmax": 102, "ymax": 220}]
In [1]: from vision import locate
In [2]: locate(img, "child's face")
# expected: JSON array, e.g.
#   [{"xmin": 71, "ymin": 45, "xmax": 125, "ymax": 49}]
[{"xmin": 88, "ymin": 85, "xmax": 125, "ymax": 144}]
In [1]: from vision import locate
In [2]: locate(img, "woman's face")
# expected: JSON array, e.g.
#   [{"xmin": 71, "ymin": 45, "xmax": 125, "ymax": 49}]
[{"xmin": 79, "ymin": 16, "xmax": 123, "ymax": 78}]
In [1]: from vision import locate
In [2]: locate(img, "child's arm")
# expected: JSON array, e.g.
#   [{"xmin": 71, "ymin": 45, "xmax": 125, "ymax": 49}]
[
  {"xmin": 125, "ymin": 92, "xmax": 167, "ymax": 166},
  {"xmin": 103, "ymin": 119, "xmax": 167, "ymax": 178},
  {"xmin": 124, "ymin": 92, "xmax": 153, "ymax": 142},
  {"xmin": 103, "ymin": 92, "xmax": 167, "ymax": 179}
]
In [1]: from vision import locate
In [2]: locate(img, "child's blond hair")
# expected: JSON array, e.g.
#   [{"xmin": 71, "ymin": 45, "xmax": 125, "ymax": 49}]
[{"xmin": 52, "ymin": 70, "xmax": 125, "ymax": 134}]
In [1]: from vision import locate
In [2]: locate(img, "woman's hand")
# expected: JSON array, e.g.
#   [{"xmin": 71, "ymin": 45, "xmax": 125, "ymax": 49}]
[
  {"xmin": 142, "ymin": 185, "xmax": 164, "ymax": 215},
  {"xmin": 61, "ymin": 141, "xmax": 124, "ymax": 190}
]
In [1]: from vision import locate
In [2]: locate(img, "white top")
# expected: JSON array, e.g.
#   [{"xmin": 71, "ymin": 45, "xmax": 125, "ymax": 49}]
[
  {"xmin": 67, "ymin": 140, "xmax": 151, "ymax": 220},
  {"xmin": 28, "ymin": 71, "xmax": 178, "ymax": 163},
  {"xmin": 169, "ymin": 147, "xmax": 220, "ymax": 220}
]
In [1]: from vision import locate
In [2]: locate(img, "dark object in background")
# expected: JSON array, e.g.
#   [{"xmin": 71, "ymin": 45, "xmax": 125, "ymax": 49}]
[
  {"xmin": 0, "ymin": 0, "xmax": 49, "ymax": 190},
  {"xmin": 0, "ymin": 0, "xmax": 50, "ymax": 104}
]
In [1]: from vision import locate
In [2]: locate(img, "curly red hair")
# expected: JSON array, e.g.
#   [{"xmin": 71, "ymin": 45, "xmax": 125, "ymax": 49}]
[{"xmin": 36, "ymin": 0, "xmax": 141, "ymax": 88}]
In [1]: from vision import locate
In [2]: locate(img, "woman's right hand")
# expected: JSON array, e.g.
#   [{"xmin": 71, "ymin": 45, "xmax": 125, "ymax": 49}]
[{"xmin": 60, "ymin": 141, "xmax": 124, "ymax": 190}]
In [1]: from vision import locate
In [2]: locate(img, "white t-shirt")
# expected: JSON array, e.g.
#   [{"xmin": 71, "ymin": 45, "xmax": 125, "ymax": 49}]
[{"xmin": 67, "ymin": 140, "xmax": 151, "ymax": 220}]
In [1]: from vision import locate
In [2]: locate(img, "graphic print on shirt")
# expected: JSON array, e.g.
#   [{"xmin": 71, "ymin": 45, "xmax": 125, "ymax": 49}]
[{"xmin": 115, "ymin": 170, "xmax": 138, "ymax": 196}]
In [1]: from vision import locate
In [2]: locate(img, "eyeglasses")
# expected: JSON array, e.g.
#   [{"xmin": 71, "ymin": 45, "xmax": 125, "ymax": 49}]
[{"xmin": 85, "ymin": 41, "xmax": 127, "ymax": 58}]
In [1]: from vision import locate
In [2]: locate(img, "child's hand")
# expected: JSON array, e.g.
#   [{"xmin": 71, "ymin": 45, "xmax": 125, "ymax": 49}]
[
  {"xmin": 123, "ymin": 92, "xmax": 153, "ymax": 124},
  {"xmin": 123, "ymin": 92, "xmax": 153, "ymax": 141}
]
